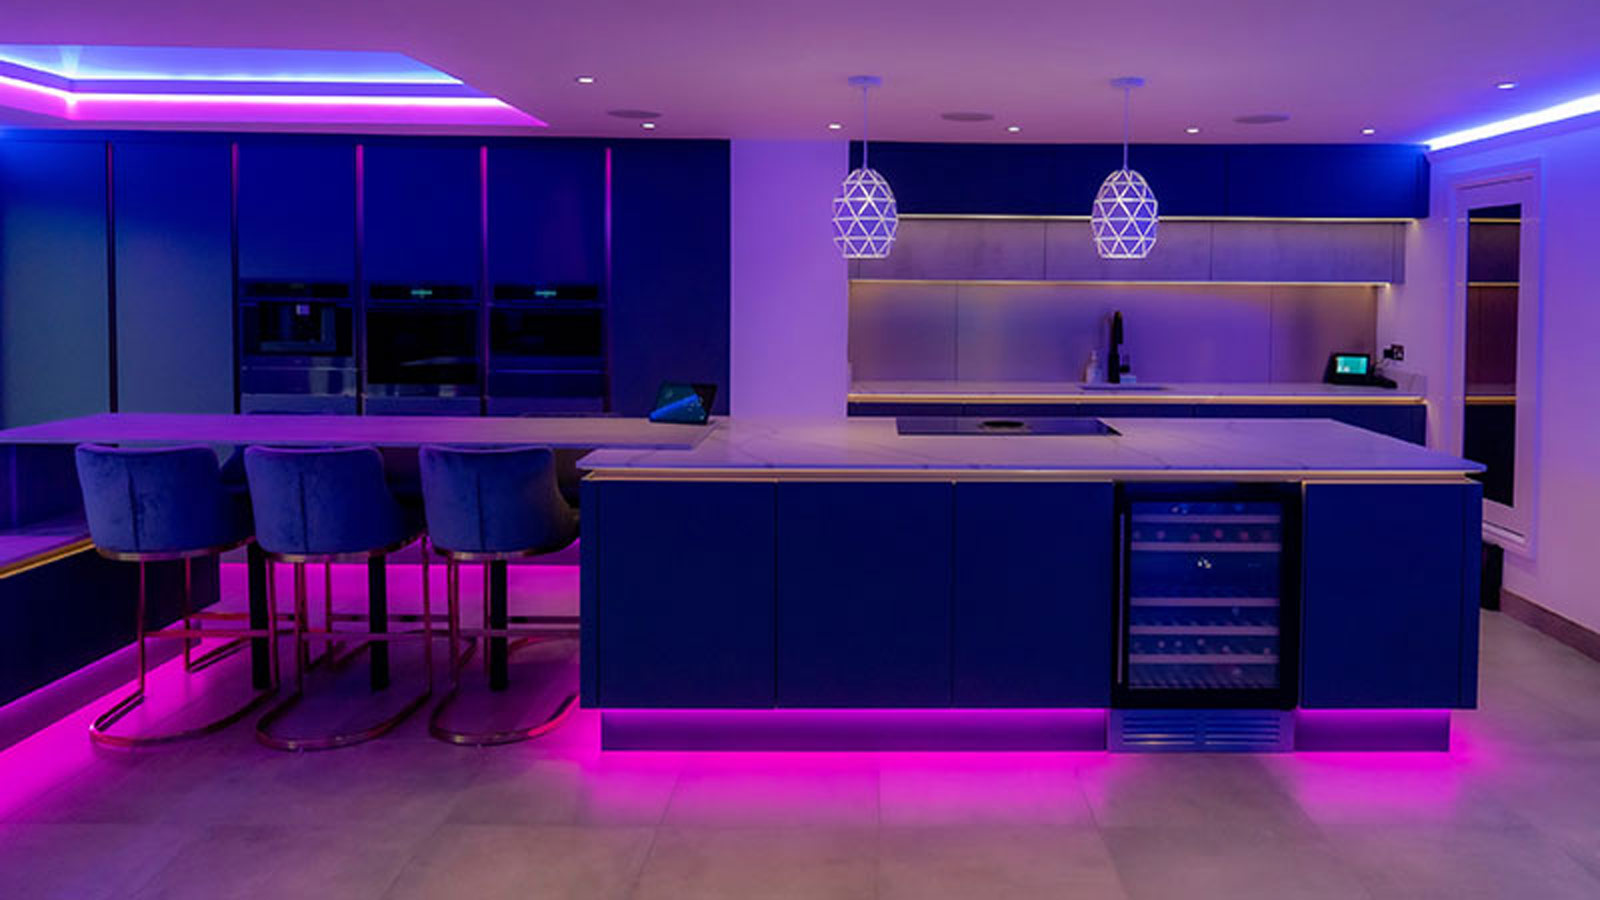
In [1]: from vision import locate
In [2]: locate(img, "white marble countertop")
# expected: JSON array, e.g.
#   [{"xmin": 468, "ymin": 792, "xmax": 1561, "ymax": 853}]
[
  {"xmin": 579, "ymin": 417, "xmax": 1479, "ymax": 480},
  {"xmin": 850, "ymin": 379, "xmax": 1425, "ymax": 405}
]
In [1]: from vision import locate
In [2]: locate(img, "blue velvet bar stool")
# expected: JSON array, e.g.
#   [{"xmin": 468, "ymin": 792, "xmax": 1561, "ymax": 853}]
[
  {"xmin": 244, "ymin": 445, "xmax": 433, "ymax": 751},
  {"xmin": 74, "ymin": 444, "xmax": 279, "ymax": 747},
  {"xmin": 418, "ymin": 445, "xmax": 580, "ymax": 745}
]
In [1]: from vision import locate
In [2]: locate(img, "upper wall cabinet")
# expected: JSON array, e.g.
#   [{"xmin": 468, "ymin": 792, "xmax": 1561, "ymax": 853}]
[
  {"xmin": 855, "ymin": 142, "xmax": 1428, "ymax": 219},
  {"xmin": 113, "ymin": 139, "xmax": 234, "ymax": 414},
  {"xmin": 1222, "ymin": 145, "xmax": 1429, "ymax": 218},
  {"xmin": 609, "ymin": 140, "xmax": 731, "ymax": 415},
  {"xmin": 0, "ymin": 140, "xmax": 111, "ymax": 427},
  {"xmin": 487, "ymin": 144, "xmax": 605, "ymax": 291},
  {"xmin": 237, "ymin": 140, "xmax": 357, "ymax": 282},
  {"xmin": 362, "ymin": 143, "xmax": 482, "ymax": 286}
]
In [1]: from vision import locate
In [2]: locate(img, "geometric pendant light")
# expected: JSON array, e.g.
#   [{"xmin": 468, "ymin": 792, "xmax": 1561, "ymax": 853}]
[
  {"xmin": 832, "ymin": 75, "xmax": 898, "ymax": 259},
  {"xmin": 1091, "ymin": 76, "xmax": 1159, "ymax": 259}
]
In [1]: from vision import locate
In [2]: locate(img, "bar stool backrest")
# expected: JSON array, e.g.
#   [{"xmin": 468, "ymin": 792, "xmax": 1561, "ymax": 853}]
[
  {"xmin": 418, "ymin": 445, "xmax": 578, "ymax": 556},
  {"xmin": 74, "ymin": 443, "xmax": 244, "ymax": 557},
  {"xmin": 243, "ymin": 445, "xmax": 409, "ymax": 557}
]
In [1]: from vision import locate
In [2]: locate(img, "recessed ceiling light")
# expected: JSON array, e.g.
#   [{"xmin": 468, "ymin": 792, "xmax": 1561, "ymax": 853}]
[
  {"xmin": 1496, "ymin": 81, "xmax": 1518, "ymax": 90},
  {"xmin": 827, "ymin": 122, "xmax": 843, "ymax": 130},
  {"xmin": 1362, "ymin": 127, "xmax": 1376, "ymax": 135},
  {"xmin": 574, "ymin": 75, "xmax": 596, "ymax": 85},
  {"xmin": 1006, "ymin": 125, "xmax": 1021, "ymax": 133},
  {"xmin": 941, "ymin": 111, "xmax": 994, "ymax": 122},
  {"xmin": 1185, "ymin": 126, "xmax": 1200, "ymax": 134},
  {"xmin": 640, "ymin": 121, "xmax": 656, "ymax": 130}
]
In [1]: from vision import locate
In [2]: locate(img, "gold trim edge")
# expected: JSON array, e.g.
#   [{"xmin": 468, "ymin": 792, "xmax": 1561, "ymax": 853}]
[{"xmin": 0, "ymin": 537, "xmax": 95, "ymax": 580}]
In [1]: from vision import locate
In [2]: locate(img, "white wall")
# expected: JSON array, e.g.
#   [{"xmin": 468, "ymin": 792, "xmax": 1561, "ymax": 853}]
[
  {"xmin": 728, "ymin": 140, "xmax": 849, "ymax": 418},
  {"xmin": 1381, "ymin": 115, "xmax": 1600, "ymax": 632}
]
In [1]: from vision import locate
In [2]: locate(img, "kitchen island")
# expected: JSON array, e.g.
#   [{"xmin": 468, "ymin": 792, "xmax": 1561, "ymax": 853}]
[{"xmin": 579, "ymin": 417, "xmax": 1483, "ymax": 751}]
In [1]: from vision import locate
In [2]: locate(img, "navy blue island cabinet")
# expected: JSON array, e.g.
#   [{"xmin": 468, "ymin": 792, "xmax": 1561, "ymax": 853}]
[
  {"xmin": 584, "ymin": 478, "xmax": 1117, "ymax": 709},
  {"xmin": 1299, "ymin": 481, "xmax": 1482, "ymax": 708},
  {"xmin": 584, "ymin": 476, "xmax": 1481, "ymax": 714}
]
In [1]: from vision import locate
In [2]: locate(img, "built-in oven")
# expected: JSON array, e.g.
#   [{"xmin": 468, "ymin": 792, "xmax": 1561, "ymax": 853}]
[
  {"xmin": 238, "ymin": 280, "xmax": 358, "ymax": 414},
  {"xmin": 363, "ymin": 283, "xmax": 481, "ymax": 415},
  {"xmin": 487, "ymin": 283, "xmax": 607, "ymax": 414}
]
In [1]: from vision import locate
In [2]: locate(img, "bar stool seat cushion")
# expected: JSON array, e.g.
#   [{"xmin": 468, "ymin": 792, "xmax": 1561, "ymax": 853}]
[
  {"xmin": 75, "ymin": 444, "xmax": 251, "ymax": 556},
  {"xmin": 419, "ymin": 445, "xmax": 579, "ymax": 557},
  {"xmin": 244, "ymin": 445, "xmax": 422, "ymax": 557}
]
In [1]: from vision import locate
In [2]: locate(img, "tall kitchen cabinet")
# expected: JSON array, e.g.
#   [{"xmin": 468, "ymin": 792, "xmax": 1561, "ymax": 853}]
[
  {"xmin": 486, "ymin": 143, "xmax": 609, "ymax": 413},
  {"xmin": 609, "ymin": 141, "xmax": 731, "ymax": 416},
  {"xmin": 0, "ymin": 140, "xmax": 111, "ymax": 427},
  {"xmin": 111, "ymin": 138, "xmax": 235, "ymax": 414},
  {"xmin": 361, "ymin": 142, "xmax": 484, "ymax": 414},
  {"xmin": 236, "ymin": 139, "xmax": 357, "ymax": 282}
]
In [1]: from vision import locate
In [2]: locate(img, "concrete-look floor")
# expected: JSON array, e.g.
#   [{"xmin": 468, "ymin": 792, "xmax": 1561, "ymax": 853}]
[{"xmin": 3, "ymin": 566, "xmax": 1600, "ymax": 899}]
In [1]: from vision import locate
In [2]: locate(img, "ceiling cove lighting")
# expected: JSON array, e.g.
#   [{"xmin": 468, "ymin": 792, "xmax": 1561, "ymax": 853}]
[
  {"xmin": 1425, "ymin": 90, "xmax": 1600, "ymax": 150},
  {"xmin": 0, "ymin": 44, "xmax": 542, "ymax": 126},
  {"xmin": 1091, "ymin": 76, "xmax": 1158, "ymax": 260},
  {"xmin": 832, "ymin": 74, "xmax": 898, "ymax": 260}
]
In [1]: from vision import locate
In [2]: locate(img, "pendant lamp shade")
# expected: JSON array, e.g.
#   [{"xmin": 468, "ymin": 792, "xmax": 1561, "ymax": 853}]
[
  {"xmin": 1091, "ymin": 168, "xmax": 1158, "ymax": 259},
  {"xmin": 833, "ymin": 167, "xmax": 898, "ymax": 259},
  {"xmin": 1091, "ymin": 76, "xmax": 1158, "ymax": 260},
  {"xmin": 833, "ymin": 75, "xmax": 897, "ymax": 260}
]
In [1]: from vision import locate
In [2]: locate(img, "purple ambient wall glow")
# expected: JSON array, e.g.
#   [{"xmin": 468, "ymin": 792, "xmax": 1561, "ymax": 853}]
[{"xmin": 0, "ymin": 44, "xmax": 544, "ymax": 127}]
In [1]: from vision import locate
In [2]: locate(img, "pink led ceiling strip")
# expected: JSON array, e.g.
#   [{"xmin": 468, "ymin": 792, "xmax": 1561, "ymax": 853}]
[{"xmin": 0, "ymin": 50, "xmax": 544, "ymax": 127}]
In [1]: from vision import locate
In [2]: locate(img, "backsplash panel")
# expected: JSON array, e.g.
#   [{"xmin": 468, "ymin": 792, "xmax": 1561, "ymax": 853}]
[{"xmin": 849, "ymin": 281, "xmax": 1378, "ymax": 383}]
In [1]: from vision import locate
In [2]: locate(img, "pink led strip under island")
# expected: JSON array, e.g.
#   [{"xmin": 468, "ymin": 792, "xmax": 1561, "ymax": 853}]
[{"xmin": 598, "ymin": 708, "xmax": 1453, "ymax": 752}]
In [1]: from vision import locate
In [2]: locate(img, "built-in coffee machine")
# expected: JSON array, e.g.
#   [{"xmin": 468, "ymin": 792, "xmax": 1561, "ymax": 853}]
[{"xmin": 238, "ymin": 280, "xmax": 358, "ymax": 414}]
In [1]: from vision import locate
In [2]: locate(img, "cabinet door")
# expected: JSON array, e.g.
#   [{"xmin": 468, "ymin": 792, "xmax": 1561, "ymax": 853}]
[
  {"xmin": 954, "ymin": 482, "xmax": 1113, "ymax": 706},
  {"xmin": 1301, "ymin": 482, "xmax": 1481, "ymax": 707},
  {"xmin": 362, "ymin": 143, "xmax": 481, "ymax": 285},
  {"xmin": 591, "ymin": 481, "xmax": 776, "ymax": 707},
  {"xmin": 608, "ymin": 141, "xmax": 730, "ymax": 415},
  {"xmin": 776, "ymin": 482, "xmax": 953, "ymax": 707},
  {"xmin": 0, "ymin": 139, "xmax": 110, "ymax": 427},
  {"xmin": 113, "ymin": 139, "xmax": 234, "ymax": 413},
  {"xmin": 487, "ymin": 144, "xmax": 605, "ymax": 289},
  {"xmin": 237, "ymin": 140, "xmax": 357, "ymax": 281}
]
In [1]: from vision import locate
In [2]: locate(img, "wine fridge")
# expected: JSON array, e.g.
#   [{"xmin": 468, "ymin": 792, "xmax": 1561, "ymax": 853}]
[{"xmin": 1114, "ymin": 484, "xmax": 1300, "ymax": 710}]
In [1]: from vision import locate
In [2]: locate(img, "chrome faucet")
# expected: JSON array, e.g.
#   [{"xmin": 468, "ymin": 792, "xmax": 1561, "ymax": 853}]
[{"xmin": 1108, "ymin": 310, "xmax": 1131, "ymax": 384}]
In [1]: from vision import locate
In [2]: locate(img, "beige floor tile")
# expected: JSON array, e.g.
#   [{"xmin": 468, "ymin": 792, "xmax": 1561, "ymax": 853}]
[
  {"xmin": 879, "ymin": 825, "xmax": 1127, "ymax": 899},
  {"xmin": 632, "ymin": 827, "xmax": 875, "ymax": 900},
  {"xmin": 1103, "ymin": 825, "xmax": 1373, "ymax": 900},
  {"xmin": 1320, "ymin": 824, "xmax": 1600, "ymax": 899},
  {"xmin": 0, "ymin": 823, "xmax": 203, "ymax": 900},
  {"xmin": 383, "ymin": 824, "xmax": 655, "ymax": 900}
]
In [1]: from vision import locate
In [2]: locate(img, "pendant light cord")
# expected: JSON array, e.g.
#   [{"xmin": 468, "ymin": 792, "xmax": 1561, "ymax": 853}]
[
  {"xmin": 860, "ymin": 84, "xmax": 871, "ymax": 170},
  {"xmin": 1121, "ymin": 84, "xmax": 1130, "ymax": 171}
]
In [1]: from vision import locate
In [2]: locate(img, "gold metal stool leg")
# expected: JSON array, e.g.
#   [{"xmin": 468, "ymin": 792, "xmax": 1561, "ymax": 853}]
[
  {"xmin": 255, "ymin": 545, "xmax": 434, "ymax": 752},
  {"xmin": 90, "ymin": 558, "xmax": 281, "ymax": 748},
  {"xmin": 428, "ymin": 555, "xmax": 578, "ymax": 747}
]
